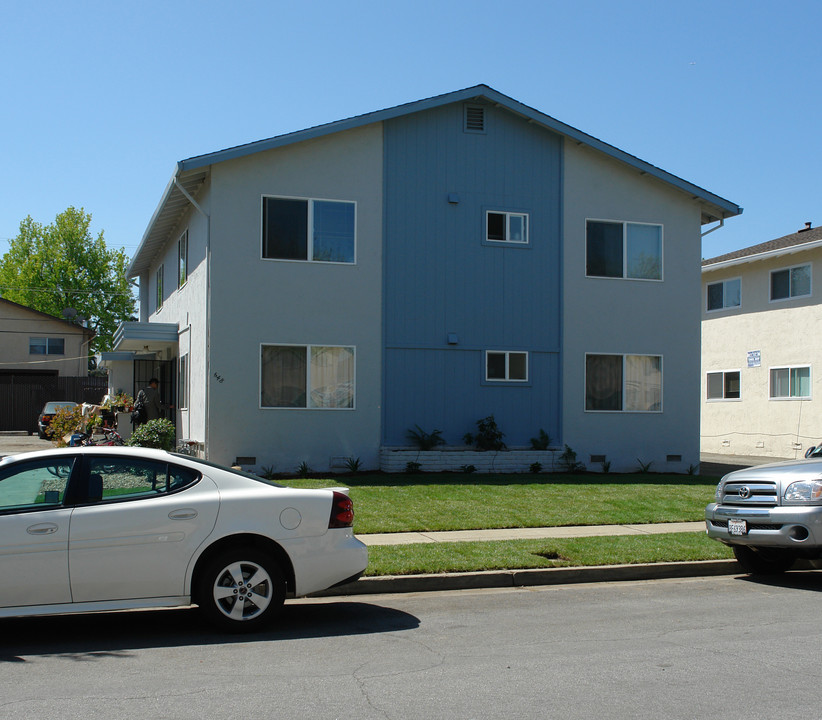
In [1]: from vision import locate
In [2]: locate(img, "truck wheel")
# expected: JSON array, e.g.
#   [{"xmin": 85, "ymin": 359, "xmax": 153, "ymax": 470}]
[{"xmin": 733, "ymin": 545, "xmax": 796, "ymax": 575}]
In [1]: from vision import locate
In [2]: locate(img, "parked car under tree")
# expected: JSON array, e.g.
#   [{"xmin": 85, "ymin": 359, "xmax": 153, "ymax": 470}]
[{"xmin": 0, "ymin": 446, "xmax": 367, "ymax": 630}]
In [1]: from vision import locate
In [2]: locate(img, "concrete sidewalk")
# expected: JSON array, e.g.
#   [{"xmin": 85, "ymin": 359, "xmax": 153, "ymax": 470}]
[
  {"xmin": 314, "ymin": 520, "xmax": 749, "ymax": 597},
  {"xmin": 357, "ymin": 521, "xmax": 705, "ymax": 546}
]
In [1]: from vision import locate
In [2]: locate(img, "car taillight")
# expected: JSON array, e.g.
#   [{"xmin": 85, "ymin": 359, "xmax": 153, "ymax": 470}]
[{"xmin": 329, "ymin": 491, "xmax": 354, "ymax": 528}]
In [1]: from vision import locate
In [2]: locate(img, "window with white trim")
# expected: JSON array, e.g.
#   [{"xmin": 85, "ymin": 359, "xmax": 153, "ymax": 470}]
[
  {"xmin": 707, "ymin": 370, "xmax": 741, "ymax": 400},
  {"xmin": 156, "ymin": 264, "xmax": 164, "ymax": 310},
  {"xmin": 261, "ymin": 344, "xmax": 355, "ymax": 409},
  {"xmin": 262, "ymin": 197, "xmax": 355, "ymax": 263},
  {"xmin": 586, "ymin": 220, "xmax": 662, "ymax": 280},
  {"xmin": 706, "ymin": 278, "xmax": 741, "ymax": 311},
  {"xmin": 29, "ymin": 337, "xmax": 65, "ymax": 355},
  {"xmin": 486, "ymin": 351, "xmax": 528, "ymax": 382},
  {"xmin": 770, "ymin": 264, "xmax": 810, "ymax": 301},
  {"xmin": 770, "ymin": 365, "xmax": 811, "ymax": 399},
  {"xmin": 486, "ymin": 211, "xmax": 528, "ymax": 244},
  {"xmin": 585, "ymin": 354, "xmax": 662, "ymax": 412},
  {"xmin": 178, "ymin": 231, "xmax": 188, "ymax": 288}
]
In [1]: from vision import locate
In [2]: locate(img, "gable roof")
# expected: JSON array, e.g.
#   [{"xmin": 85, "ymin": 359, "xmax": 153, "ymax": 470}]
[
  {"xmin": 129, "ymin": 84, "xmax": 742, "ymax": 277},
  {"xmin": 0, "ymin": 297, "xmax": 95, "ymax": 338},
  {"xmin": 702, "ymin": 223, "xmax": 822, "ymax": 271}
]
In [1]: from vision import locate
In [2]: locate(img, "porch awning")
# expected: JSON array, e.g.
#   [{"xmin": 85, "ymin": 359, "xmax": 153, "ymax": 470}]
[{"xmin": 111, "ymin": 321, "xmax": 179, "ymax": 354}]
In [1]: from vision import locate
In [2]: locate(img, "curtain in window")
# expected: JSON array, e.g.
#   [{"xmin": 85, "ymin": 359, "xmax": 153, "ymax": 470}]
[
  {"xmin": 791, "ymin": 266, "xmax": 811, "ymax": 297},
  {"xmin": 261, "ymin": 346, "xmax": 307, "ymax": 407},
  {"xmin": 586, "ymin": 355, "xmax": 622, "ymax": 410},
  {"xmin": 625, "ymin": 355, "xmax": 661, "ymax": 411},
  {"xmin": 310, "ymin": 346, "xmax": 354, "ymax": 408}
]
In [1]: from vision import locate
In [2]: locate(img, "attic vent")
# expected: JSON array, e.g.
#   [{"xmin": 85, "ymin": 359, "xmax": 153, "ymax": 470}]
[{"xmin": 464, "ymin": 105, "xmax": 486, "ymax": 133}]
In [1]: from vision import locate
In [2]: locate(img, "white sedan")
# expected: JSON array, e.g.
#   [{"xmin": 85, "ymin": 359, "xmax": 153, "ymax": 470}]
[{"xmin": 0, "ymin": 446, "xmax": 367, "ymax": 631}]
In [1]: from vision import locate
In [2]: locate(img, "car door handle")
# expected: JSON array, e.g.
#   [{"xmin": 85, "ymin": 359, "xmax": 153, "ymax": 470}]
[
  {"xmin": 27, "ymin": 523, "xmax": 59, "ymax": 535},
  {"xmin": 169, "ymin": 509, "xmax": 198, "ymax": 520}
]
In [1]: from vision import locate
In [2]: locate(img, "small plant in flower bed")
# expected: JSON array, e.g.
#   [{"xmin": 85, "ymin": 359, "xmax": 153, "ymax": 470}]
[{"xmin": 127, "ymin": 419, "xmax": 176, "ymax": 451}]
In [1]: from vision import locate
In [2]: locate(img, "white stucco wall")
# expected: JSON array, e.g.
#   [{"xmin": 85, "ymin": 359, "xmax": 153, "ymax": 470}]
[
  {"xmin": 143, "ymin": 178, "xmax": 211, "ymax": 445},
  {"xmin": 701, "ymin": 247, "xmax": 822, "ymax": 458},
  {"xmin": 204, "ymin": 123, "xmax": 384, "ymax": 471},
  {"xmin": 562, "ymin": 143, "xmax": 704, "ymax": 473}
]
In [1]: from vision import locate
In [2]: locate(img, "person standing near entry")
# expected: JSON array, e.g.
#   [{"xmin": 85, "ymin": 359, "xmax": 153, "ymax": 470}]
[{"xmin": 135, "ymin": 378, "xmax": 170, "ymax": 425}]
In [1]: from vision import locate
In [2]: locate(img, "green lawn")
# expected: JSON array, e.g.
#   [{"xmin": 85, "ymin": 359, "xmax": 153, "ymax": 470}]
[
  {"xmin": 365, "ymin": 532, "xmax": 734, "ymax": 576},
  {"xmin": 285, "ymin": 473, "xmax": 719, "ymax": 535}
]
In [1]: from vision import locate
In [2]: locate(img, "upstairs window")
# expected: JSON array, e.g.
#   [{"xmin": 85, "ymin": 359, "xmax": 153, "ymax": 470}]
[
  {"xmin": 29, "ymin": 337, "xmax": 65, "ymax": 355},
  {"xmin": 706, "ymin": 278, "xmax": 741, "ymax": 311},
  {"xmin": 770, "ymin": 264, "xmax": 810, "ymax": 301},
  {"xmin": 486, "ymin": 212, "xmax": 528, "ymax": 245},
  {"xmin": 156, "ymin": 264, "xmax": 164, "ymax": 310},
  {"xmin": 262, "ymin": 197, "xmax": 355, "ymax": 264},
  {"xmin": 178, "ymin": 231, "xmax": 188, "ymax": 288},
  {"xmin": 586, "ymin": 220, "xmax": 662, "ymax": 280}
]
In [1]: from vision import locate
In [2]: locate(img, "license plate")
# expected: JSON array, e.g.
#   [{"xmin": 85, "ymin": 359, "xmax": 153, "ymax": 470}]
[{"xmin": 728, "ymin": 519, "xmax": 748, "ymax": 536}]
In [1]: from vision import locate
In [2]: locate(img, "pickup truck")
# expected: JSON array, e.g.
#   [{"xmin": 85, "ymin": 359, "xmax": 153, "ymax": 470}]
[{"xmin": 705, "ymin": 456, "xmax": 822, "ymax": 574}]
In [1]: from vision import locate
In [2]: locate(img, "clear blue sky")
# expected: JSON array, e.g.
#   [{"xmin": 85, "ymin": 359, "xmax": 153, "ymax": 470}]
[{"xmin": 1, "ymin": 0, "xmax": 819, "ymax": 264}]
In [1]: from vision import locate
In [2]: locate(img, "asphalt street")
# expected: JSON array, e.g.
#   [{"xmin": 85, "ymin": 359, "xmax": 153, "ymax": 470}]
[{"xmin": 3, "ymin": 573, "xmax": 822, "ymax": 719}]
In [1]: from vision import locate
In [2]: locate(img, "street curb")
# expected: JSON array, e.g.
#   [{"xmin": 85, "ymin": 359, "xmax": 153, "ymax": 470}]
[{"xmin": 312, "ymin": 559, "xmax": 742, "ymax": 597}]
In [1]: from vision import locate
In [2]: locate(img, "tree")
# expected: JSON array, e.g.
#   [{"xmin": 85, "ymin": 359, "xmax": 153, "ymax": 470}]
[{"xmin": 0, "ymin": 207, "xmax": 135, "ymax": 354}]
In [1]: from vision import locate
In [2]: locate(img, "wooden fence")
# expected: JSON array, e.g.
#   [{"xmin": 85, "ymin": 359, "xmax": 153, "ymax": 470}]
[{"xmin": 0, "ymin": 376, "xmax": 109, "ymax": 433}]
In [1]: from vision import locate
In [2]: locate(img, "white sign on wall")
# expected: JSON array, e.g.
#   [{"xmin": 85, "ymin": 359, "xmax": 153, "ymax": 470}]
[{"xmin": 747, "ymin": 350, "xmax": 761, "ymax": 368}]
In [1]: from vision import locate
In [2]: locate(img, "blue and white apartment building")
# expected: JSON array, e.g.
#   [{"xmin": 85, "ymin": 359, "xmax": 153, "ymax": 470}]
[{"xmin": 104, "ymin": 86, "xmax": 741, "ymax": 472}]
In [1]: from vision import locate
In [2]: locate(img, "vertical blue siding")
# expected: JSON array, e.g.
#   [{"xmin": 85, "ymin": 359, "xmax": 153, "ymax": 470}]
[{"xmin": 383, "ymin": 103, "xmax": 563, "ymax": 446}]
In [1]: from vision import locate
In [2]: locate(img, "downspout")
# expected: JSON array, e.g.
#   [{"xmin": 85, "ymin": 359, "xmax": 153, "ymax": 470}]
[
  {"xmin": 173, "ymin": 176, "xmax": 211, "ymax": 459},
  {"xmin": 700, "ymin": 217, "xmax": 724, "ymax": 238}
]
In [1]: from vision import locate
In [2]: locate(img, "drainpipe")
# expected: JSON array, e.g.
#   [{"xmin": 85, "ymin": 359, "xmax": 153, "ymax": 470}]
[
  {"xmin": 700, "ymin": 217, "xmax": 725, "ymax": 238},
  {"xmin": 173, "ymin": 176, "xmax": 211, "ymax": 459}
]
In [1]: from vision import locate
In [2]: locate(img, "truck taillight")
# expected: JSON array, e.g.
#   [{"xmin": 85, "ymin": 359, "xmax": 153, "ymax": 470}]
[{"xmin": 329, "ymin": 491, "xmax": 354, "ymax": 528}]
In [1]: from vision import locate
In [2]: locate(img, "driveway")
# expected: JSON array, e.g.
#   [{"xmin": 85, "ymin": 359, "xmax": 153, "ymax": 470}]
[{"xmin": 0, "ymin": 432, "xmax": 54, "ymax": 458}]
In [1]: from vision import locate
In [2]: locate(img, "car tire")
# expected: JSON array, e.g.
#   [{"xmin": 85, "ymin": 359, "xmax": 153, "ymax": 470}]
[
  {"xmin": 197, "ymin": 549, "xmax": 286, "ymax": 632},
  {"xmin": 732, "ymin": 545, "xmax": 796, "ymax": 575}
]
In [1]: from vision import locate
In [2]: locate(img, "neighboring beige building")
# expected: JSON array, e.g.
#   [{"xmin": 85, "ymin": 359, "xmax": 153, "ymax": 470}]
[
  {"xmin": 702, "ymin": 222, "xmax": 822, "ymax": 459},
  {"xmin": 0, "ymin": 298, "xmax": 93, "ymax": 377}
]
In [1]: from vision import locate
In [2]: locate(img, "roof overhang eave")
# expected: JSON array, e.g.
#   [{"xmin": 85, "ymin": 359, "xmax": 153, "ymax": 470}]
[
  {"xmin": 127, "ymin": 167, "xmax": 208, "ymax": 278},
  {"xmin": 702, "ymin": 238, "xmax": 822, "ymax": 273}
]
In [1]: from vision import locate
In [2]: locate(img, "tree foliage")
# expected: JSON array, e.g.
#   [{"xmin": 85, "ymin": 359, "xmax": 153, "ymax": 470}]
[{"xmin": 0, "ymin": 207, "xmax": 135, "ymax": 353}]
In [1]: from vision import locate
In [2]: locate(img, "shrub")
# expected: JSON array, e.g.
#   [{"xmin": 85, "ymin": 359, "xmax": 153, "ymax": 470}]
[
  {"xmin": 297, "ymin": 461, "xmax": 312, "ymax": 478},
  {"xmin": 460, "ymin": 464, "xmax": 477, "ymax": 474},
  {"xmin": 529, "ymin": 429, "xmax": 552, "ymax": 451},
  {"xmin": 405, "ymin": 461, "xmax": 421, "ymax": 473},
  {"xmin": 49, "ymin": 405, "xmax": 86, "ymax": 446},
  {"xmin": 464, "ymin": 415, "xmax": 506, "ymax": 451},
  {"xmin": 345, "ymin": 457, "xmax": 362, "ymax": 473},
  {"xmin": 127, "ymin": 419, "xmax": 176, "ymax": 451},
  {"xmin": 406, "ymin": 425, "xmax": 445, "ymax": 450},
  {"xmin": 529, "ymin": 462, "xmax": 543, "ymax": 474},
  {"xmin": 558, "ymin": 444, "xmax": 585, "ymax": 473}
]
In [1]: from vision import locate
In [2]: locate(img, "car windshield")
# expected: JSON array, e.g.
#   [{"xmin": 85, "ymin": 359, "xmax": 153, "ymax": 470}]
[
  {"xmin": 169, "ymin": 453, "xmax": 285, "ymax": 487},
  {"xmin": 43, "ymin": 402, "xmax": 76, "ymax": 413}
]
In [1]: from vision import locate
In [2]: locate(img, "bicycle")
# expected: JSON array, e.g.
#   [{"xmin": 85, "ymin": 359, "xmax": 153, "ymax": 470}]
[{"xmin": 69, "ymin": 428, "xmax": 126, "ymax": 447}]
